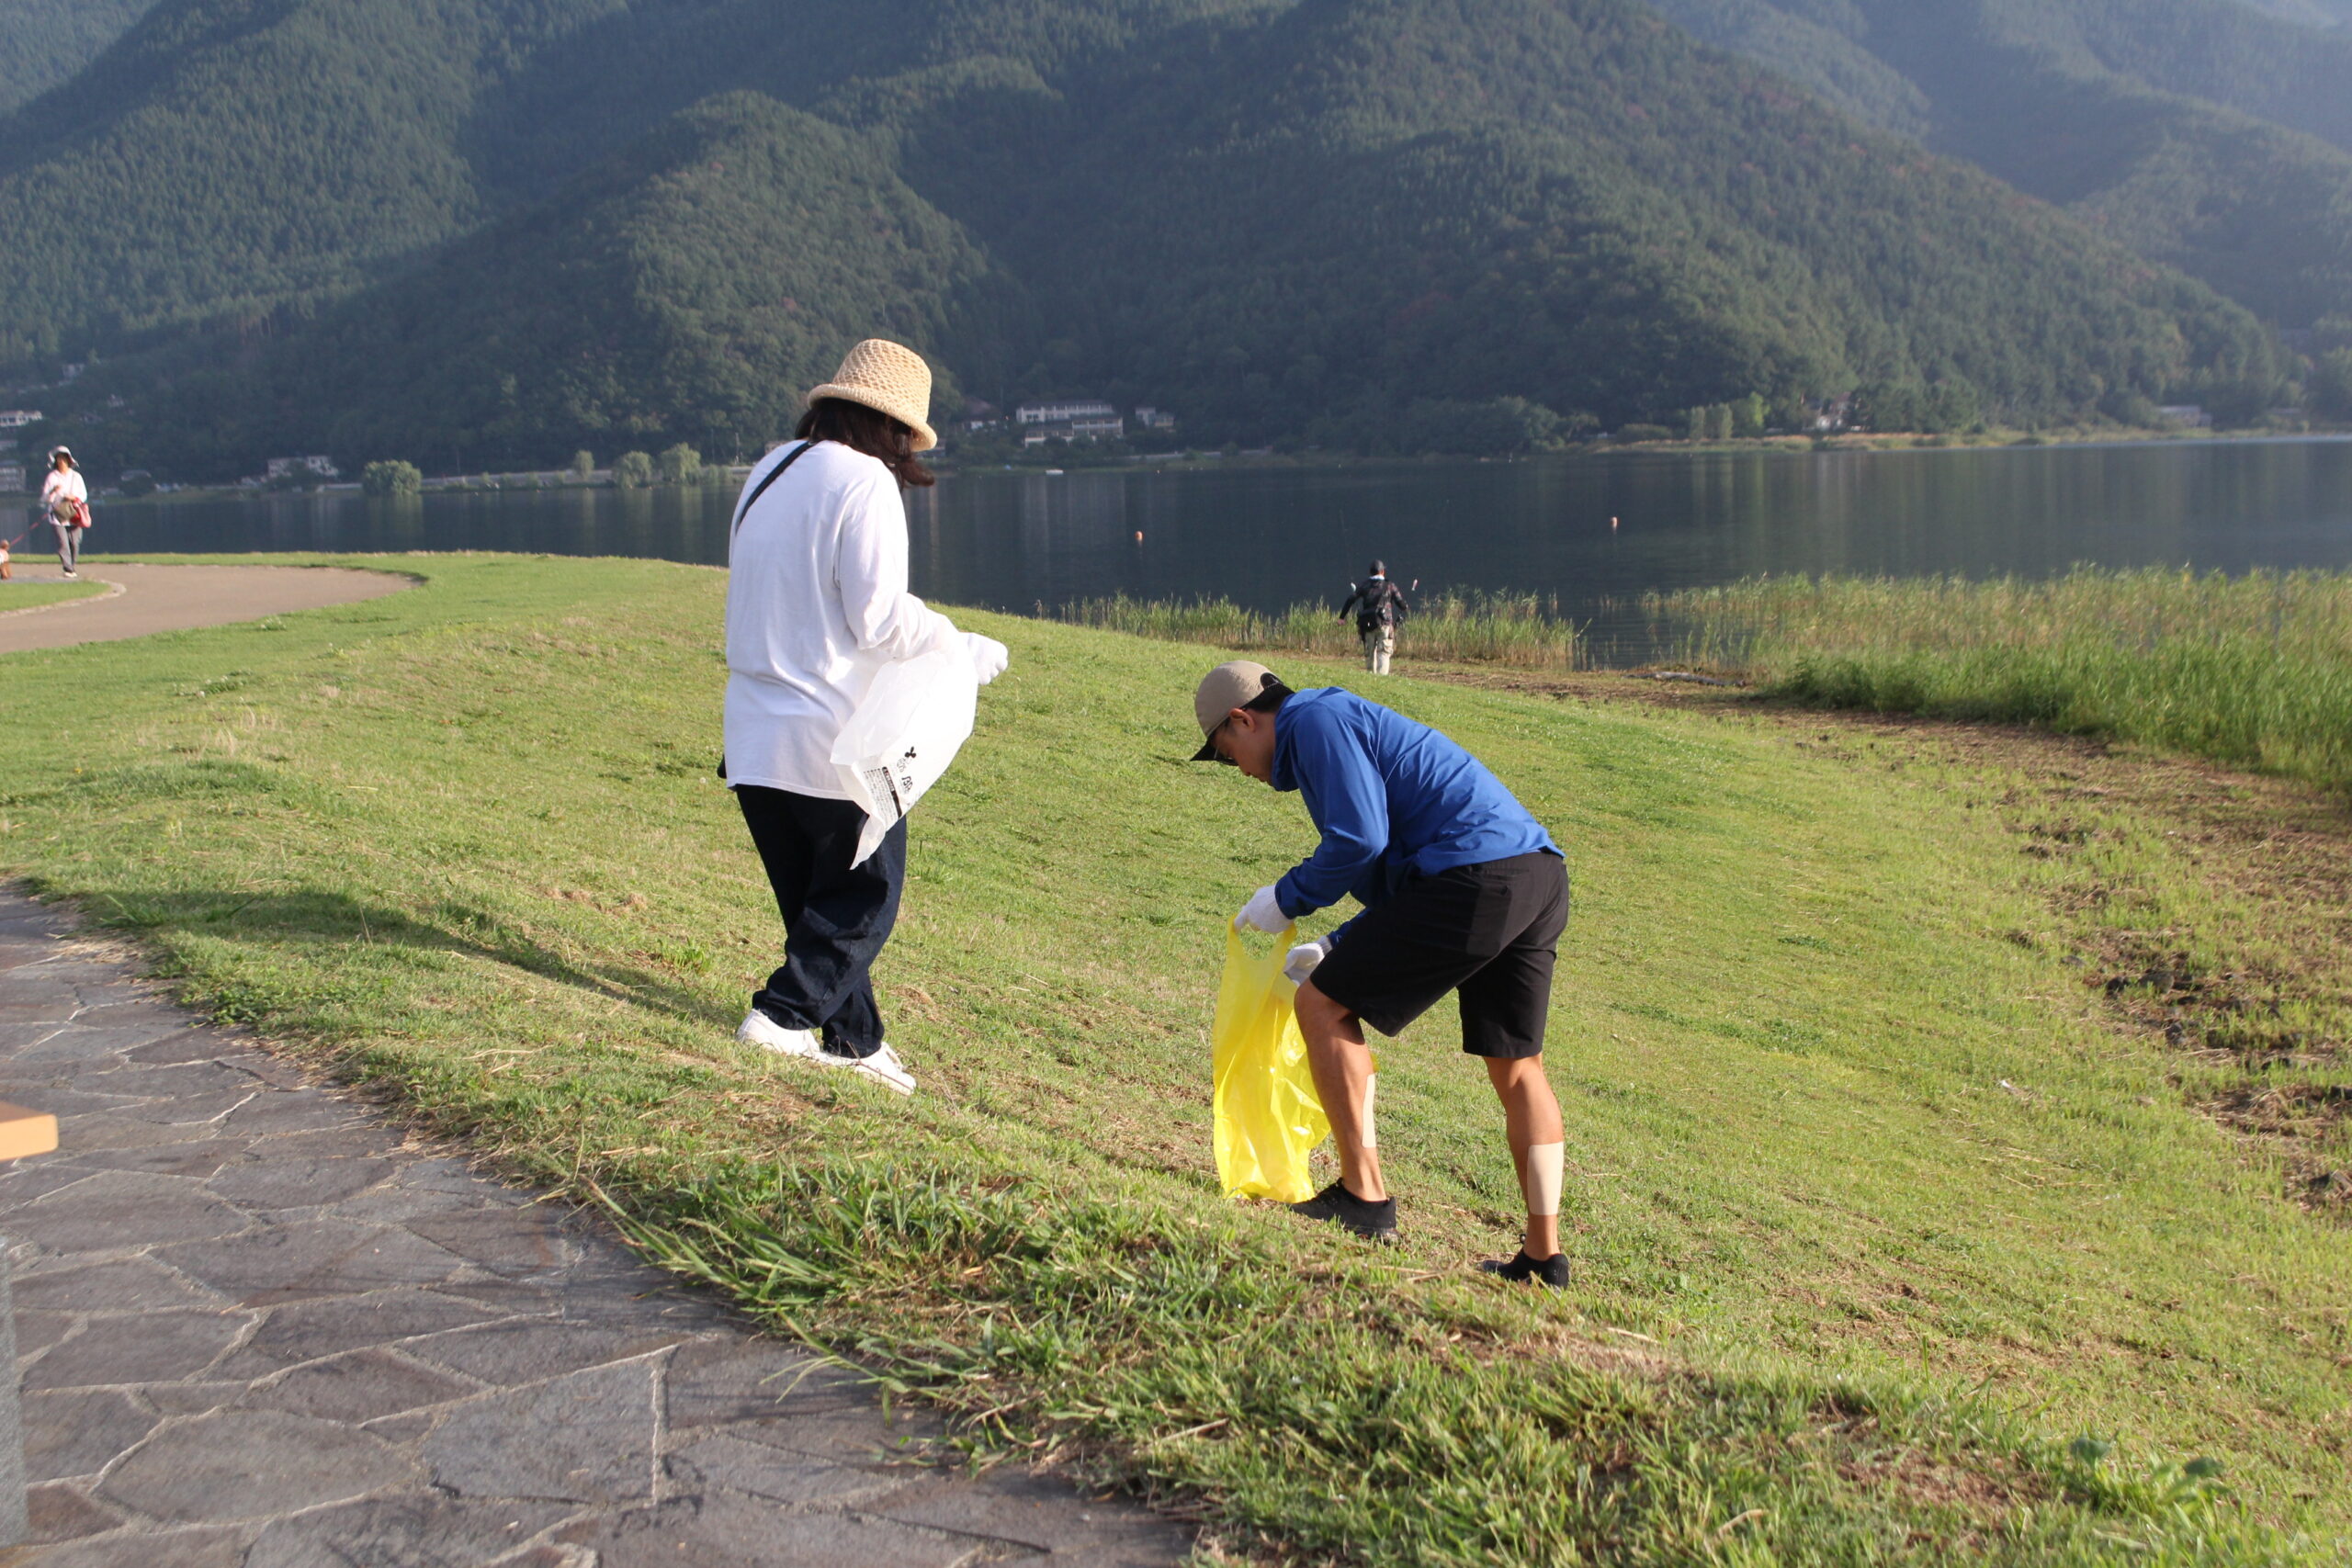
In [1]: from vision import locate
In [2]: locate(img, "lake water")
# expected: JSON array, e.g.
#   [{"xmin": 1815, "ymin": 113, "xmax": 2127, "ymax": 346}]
[{"xmin": 52, "ymin": 438, "xmax": 2352, "ymax": 664}]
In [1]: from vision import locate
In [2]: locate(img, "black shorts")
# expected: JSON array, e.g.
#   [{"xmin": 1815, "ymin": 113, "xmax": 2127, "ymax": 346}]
[{"xmin": 1307, "ymin": 851, "xmax": 1569, "ymax": 1059}]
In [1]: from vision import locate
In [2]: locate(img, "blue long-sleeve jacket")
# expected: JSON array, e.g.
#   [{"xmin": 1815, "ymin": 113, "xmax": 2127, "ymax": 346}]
[{"xmin": 1270, "ymin": 687, "xmax": 1557, "ymax": 930}]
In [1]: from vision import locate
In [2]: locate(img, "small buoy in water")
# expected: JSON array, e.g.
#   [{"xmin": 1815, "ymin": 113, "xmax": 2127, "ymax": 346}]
[
  {"xmin": 1134, "ymin": 531, "xmax": 1144, "ymax": 543},
  {"xmin": 1610, "ymin": 514, "xmax": 1620, "ymax": 530}
]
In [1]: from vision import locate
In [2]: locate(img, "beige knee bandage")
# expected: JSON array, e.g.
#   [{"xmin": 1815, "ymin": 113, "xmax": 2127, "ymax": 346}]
[
  {"xmin": 1360, "ymin": 1074, "xmax": 1377, "ymax": 1150},
  {"xmin": 1522, "ymin": 1142, "xmax": 1564, "ymax": 1216}
]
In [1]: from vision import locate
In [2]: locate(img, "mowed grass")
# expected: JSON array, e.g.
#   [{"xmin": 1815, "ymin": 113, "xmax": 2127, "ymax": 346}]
[
  {"xmin": 1, "ymin": 554, "xmax": 2346, "ymax": 1564},
  {"xmin": 1653, "ymin": 570, "xmax": 2352, "ymax": 795},
  {"xmin": 0, "ymin": 577, "xmax": 108, "ymax": 612}
]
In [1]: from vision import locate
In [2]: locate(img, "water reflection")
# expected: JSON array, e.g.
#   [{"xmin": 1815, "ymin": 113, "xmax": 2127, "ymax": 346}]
[{"xmin": 65, "ymin": 440, "xmax": 2352, "ymax": 659}]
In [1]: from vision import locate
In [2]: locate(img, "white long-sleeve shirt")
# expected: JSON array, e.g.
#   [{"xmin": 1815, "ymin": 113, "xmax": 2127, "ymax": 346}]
[
  {"xmin": 40, "ymin": 468, "xmax": 86, "ymax": 523},
  {"xmin": 722, "ymin": 440, "xmax": 958, "ymax": 798}
]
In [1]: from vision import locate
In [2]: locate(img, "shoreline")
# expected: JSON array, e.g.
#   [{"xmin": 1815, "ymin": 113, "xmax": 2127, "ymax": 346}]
[{"xmin": 38, "ymin": 428, "xmax": 2352, "ymax": 502}]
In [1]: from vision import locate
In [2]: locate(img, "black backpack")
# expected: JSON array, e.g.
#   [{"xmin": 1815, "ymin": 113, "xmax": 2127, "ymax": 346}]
[{"xmin": 1353, "ymin": 579, "xmax": 1404, "ymax": 635}]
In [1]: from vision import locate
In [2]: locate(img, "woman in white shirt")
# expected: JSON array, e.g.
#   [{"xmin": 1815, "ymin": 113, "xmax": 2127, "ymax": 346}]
[
  {"xmin": 40, "ymin": 447, "xmax": 89, "ymax": 578},
  {"xmin": 723, "ymin": 340, "xmax": 1008, "ymax": 1097}
]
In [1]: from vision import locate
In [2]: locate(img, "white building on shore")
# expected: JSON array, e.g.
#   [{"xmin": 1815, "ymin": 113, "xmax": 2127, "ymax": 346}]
[
  {"xmin": 1016, "ymin": 400, "xmax": 1115, "ymax": 425},
  {"xmin": 1016, "ymin": 400, "xmax": 1125, "ymax": 441},
  {"xmin": 266, "ymin": 456, "xmax": 341, "ymax": 480}
]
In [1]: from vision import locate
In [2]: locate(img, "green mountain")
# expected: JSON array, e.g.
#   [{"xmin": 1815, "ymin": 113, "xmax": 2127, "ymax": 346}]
[
  {"xmin": 2230, "ymin": 0, "xmax": 2352, "ymax": 27},
  {"xmin": 0, "ymin": 0, "xmax": 157, "ymax": 114},
  {"xmin": 0, "ymin": 0, "xmax": 623, "ymax": 367},
  {"xmin": 121, "ymin": 94, "xmax": 1008, "ymax": 475},
  {"xmin": 3, "ymin": 0, "xmax": 2312, "ymax": 476},
  {"xmin": 0, "ymin": 0, "xmax": 1250, "ymax": 366},
  {"xmin": 893, "ymin": 0, "xmax": 2276, "ymax": 441},
  {"xmin": 1649, "ymin": 0, "xmax": 2352, "ymax": 328}
]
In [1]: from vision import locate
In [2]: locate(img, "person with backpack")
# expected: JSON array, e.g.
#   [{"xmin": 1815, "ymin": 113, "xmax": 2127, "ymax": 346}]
[
  {"xmin": 1338, "ymin": 560, "xmax": 1408, "ymax": 674},
  {"xmin": 722, "ymin": 339, "xmax": 1009, "ymax": 1097},
  {"xmin": 39, "ymin": 447, "xmax": 89, "ymax": 578},
  {"xmin": 1193, "ymin": 660, "xmax": 1575, "ymax": 1287}
]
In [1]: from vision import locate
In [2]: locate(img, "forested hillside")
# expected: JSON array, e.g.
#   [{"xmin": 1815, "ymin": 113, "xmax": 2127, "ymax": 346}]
[
  {"xmin": 106, "ymin": 95, "xmax": 1009, "ymax": 475},
  {"xmin": 895, "ymin": 0, "xmax": 2275, "ymax": 445},
  {"xmin": 2231, "ymin": 0, "xmax": 2352, "ymax": 26},
  {"xmin": 0, "ymin": 0, "xmax": 2323, "ymax": 476},
  {"xmin": 0, "ymin": 0, "xmax": 625, "ymax": 366},
  {"xmin": 0, "ymin": 0, "xmax": 155, "ymax": 113},
  {"xmin": 1651, "ymin": 0, "xmax": 2352, "ymax": 328}
]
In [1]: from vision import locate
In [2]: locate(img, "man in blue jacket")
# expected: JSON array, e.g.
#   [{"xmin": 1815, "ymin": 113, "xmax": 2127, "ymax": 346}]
[{"xmin": 1192, "ymin": 660, "xmax": 1572, "ymax": 1286}]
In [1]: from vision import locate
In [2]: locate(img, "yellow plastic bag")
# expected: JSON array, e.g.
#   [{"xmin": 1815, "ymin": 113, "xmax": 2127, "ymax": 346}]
[{"xmin": 1211, "ymin": 924, "xmax": 1330, "ymax": 1202}]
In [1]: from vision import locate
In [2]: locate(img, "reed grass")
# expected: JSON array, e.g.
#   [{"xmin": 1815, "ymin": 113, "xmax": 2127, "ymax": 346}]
[
  {"xmin": 1056, "ymin": 591, "xmax": 1589, "ymax": 669},
  {"xmin": 1652, "ymin": 568, "xmax": 2352, "ymax": 793}
]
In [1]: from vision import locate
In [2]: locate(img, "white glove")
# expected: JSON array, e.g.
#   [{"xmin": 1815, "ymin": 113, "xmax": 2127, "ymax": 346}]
[
  {"xmin": 963, "ymin": 633, "xmax": 1010, "ymax": 685},
  {"xmin": 1234, "ymin": 885, "xmax": 1288, "ymax": 934},
  {"xmin": 1283, "ymin": 936, "xmax": 1332, "ymax": 986}
]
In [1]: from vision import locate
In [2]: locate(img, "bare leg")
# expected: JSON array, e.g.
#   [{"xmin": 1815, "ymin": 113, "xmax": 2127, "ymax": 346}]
[
  {"xmin": 1485, "ymin": 1055, "xmax": 1564, "ymax": 1258},
  {"xmin": 1295, "ymin": 979, "xmax": 1385, "ymax": 1201}
]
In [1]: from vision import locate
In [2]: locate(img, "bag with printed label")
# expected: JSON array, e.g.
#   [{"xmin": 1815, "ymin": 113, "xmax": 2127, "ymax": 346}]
[
  {"xmin": 1210, "ymin": 924, "xmax": 1331, "ymax": 1202},
  {"xmin": 830, "ymin": 641, "xmax": 978, "ymax": 865}
]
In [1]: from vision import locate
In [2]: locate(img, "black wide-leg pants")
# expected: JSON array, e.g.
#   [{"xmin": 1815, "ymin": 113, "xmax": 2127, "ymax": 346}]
[{"xmin": 734, "ymin": 785, "xmax": 906, "ymax": 1058}]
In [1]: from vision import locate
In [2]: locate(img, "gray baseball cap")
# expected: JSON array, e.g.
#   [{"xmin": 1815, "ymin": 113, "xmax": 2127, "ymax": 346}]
[{"xmin": 1191, "ymin": 660, "xmax": 1281, "ymax": 761}]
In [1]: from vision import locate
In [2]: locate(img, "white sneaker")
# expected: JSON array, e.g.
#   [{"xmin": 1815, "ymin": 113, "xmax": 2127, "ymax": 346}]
[
  {"xmin": 737, "ymin": 1010, "xmax": 820, "ymax": 1057},
  {"xmin": 809, "ymin": 1041, "xmax": 917, "ymax": 1097}
]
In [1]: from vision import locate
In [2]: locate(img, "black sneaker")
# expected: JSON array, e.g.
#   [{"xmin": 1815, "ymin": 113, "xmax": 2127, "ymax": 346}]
[
  {"xmin": 1479, "ymin": 1250, "xmax": 1570, "ymax": 1287},
  {"xmin": 1289, "ymin": 1180, "xmax": 1397, "ymax": 1242}
]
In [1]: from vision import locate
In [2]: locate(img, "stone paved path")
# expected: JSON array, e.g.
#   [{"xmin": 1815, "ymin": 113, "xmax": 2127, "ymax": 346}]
[
  {"xmin": 0, "ymin": 564, "xmax": 410, "ymax": 654},
  {"xmin": 0, "ymin": 891, "xmax": 1193, "ymax": 1566}
]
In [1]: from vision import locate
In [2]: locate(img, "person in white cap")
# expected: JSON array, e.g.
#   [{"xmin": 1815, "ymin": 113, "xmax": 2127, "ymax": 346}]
[
  {"xmin": 40, "ymin": 447, "xmax": 89, "ymax": 578},
  {"xmin": 1192, "ymin": 659, "xmax": 1573, "ymax": 1287},
  {"xmin": 721, "ymin": 339, "xmax": 1009, "ymax": 1096}
]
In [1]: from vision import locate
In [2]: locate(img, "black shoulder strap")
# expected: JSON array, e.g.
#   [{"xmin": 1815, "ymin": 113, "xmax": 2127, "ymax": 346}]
[{"xmin": 730, "ymin": 441, "xmax": 814, "ymax": 538}]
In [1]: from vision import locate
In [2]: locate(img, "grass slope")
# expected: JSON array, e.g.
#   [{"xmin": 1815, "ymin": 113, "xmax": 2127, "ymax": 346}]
[{"xmin": 0, "ymin": 555, "xmax": 2344, "ymax": 1562}]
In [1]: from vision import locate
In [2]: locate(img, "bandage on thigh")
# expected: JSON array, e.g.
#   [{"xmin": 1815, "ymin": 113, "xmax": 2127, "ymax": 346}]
[
  {"xmin": 1522, "ymin": 1141, "xmax": 1564, "ymax": 1216},
  {"xmin": 1360, "ymin": 1074, "xmax": 1376, "ymax": 1150}
]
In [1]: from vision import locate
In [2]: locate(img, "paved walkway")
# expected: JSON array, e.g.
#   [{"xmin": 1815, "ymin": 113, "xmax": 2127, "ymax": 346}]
[
  {"xmin": 0, "ymin": 565, "xmax": 410, "ymax": 654},
  {"xmin": 0, "ymin": 892, "xmax": 1193, "ymax": 1566}
]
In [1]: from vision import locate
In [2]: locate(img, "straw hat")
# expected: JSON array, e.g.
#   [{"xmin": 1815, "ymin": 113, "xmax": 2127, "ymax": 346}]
[{"xmin": 806, "ymin": 339, "xmax": 938, "ymax": 452}]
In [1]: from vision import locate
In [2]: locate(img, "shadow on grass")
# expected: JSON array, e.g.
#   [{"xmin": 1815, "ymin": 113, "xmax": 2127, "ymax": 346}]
[{"xmin": 66, "ymin": 885, "xmax": 739, "ymax": 1033}]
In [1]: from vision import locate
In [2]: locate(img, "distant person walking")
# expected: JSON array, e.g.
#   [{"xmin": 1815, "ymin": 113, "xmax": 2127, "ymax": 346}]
[
  {"xmin": 721, "ymin": 339, "xmax": 1009, "ymax": 1097},
  {"xmin": 1338, "ymin": 559, "xmax": 1408, "ymax": 674},
  {"xmin": 40, "ymin": 447, "xmax": 89, "ymax": 579}
]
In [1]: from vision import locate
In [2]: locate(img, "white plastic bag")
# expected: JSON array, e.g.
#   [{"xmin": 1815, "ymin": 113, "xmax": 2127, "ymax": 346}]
[{"xmin": 831, "ymin": 642, "xmax": 979, "ymax": 864}]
